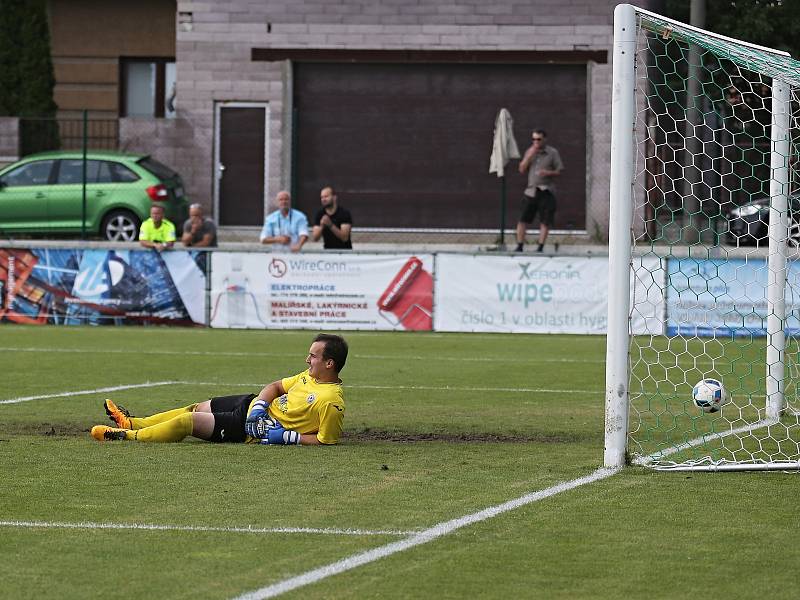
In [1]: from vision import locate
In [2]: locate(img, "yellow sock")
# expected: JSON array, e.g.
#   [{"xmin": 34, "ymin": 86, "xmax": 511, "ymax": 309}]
[
  {"xmin": 129, "ymin": 403, "xmax": 197, "ymax": 430},
  {"xmin": 126, "ymin": 412, "xmax": 194, "ymax": 442}
]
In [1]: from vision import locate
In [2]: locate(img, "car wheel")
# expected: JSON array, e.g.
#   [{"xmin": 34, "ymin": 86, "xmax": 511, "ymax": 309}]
[{"xmin": 101, "ymin": 210, "xmax": 140, "ymax": 242}]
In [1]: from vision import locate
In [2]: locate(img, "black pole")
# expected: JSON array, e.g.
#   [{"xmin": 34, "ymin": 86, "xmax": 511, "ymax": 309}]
[
  {"xmin": 500, "ymin": 176, "xmax": 507, "ymax": 248},
  {"xmin": 81, "ymin": 109, "xmax": 87, "ymax": 240},
  {"xmin": 290, "ymin": 107, "xmax": 298, "ymax": 202}
]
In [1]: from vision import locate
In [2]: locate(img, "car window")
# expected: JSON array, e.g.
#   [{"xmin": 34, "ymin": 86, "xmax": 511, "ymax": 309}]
[
  {"xmin": 137, "ymin": 156, "xmax": 177, "ymax": 180},
  {"xmin": 56, "ymin": 159, "xmax": 94, "ymax": 184},
  {"xmin": 0, "ymin": 160, "xmax": 55, "ymax": 187},
  {"xmin": 95, "ymin": 161, "xmax": 113, "ymax": 183},
  {"xmin": 107, "ymin": 161, "xmax": 139, "ymax": 183}
]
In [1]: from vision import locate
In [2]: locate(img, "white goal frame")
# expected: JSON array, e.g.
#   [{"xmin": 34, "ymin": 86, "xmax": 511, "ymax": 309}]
[{"xmin": 604, "ymin": 4, "xmax": 800, "ymax": 472}]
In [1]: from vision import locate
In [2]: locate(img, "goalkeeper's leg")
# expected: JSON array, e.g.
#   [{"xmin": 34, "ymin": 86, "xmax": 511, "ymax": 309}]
[
  {"xmin": 127, "ymin": 403, "xmax": 199, "ymax": 430},
  {"xmin": 93, "ymin": 411, "xmax": 216, "ymax": 443},
  {"xmin": 126, "ymin": 412, "xmax": 195, "ymax": 442}
]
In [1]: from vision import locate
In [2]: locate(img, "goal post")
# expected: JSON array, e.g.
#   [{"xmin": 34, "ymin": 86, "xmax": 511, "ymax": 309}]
[
  {"xmin": 604, "ymin": 3, "xmax": 637, "ymax": 469},
  {"xmin": 605, "ymin": 4, "xmax": 800, "ymax": 471}
]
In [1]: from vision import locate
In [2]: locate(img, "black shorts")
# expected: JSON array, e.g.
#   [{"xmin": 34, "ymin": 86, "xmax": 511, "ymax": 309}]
[
  {"xmin": 519, "ymin": 189, "xmax": 556, "ymax": 226},
  {"xmin": 207, "ymin": 393, "xmax": 257, "ymax": 443}
]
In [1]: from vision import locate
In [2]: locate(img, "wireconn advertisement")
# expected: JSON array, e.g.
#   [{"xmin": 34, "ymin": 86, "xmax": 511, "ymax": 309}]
[
  {"xmin": 210, "ymin": 252, "xmax": 434, "ymax": 330},
  {"xmin": 433, "ymin": 254, "xmax": 664, "ymax": 335}
]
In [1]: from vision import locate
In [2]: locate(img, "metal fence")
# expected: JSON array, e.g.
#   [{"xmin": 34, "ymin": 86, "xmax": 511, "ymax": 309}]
[{"xmin": 18, "ymin": 114, "xmax": 119, "ymax": 155}]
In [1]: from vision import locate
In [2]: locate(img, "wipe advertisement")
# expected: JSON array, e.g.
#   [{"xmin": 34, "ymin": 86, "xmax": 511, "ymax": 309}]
[{"xmin": 434, "ymin": 254, "xmax": 664, "ymax": 334}]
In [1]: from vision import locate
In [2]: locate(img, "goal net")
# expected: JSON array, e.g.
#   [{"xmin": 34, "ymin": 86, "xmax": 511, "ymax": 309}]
[{"xmin": 605, "ymin": 5, "xmax": 800, "ymax": 471}]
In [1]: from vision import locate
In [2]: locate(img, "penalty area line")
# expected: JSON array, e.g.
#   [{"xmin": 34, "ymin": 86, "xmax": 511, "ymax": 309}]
[
  {"xmin": 232, "ymin": 466, "xmax": 620, "ymax": 600},
  {"xmin": 0, "ymin": 520, "xmax": 413, "ymax": 537},
  {"xmin": 0, "ymin": 381, "xmax": 181, "ymax": 405}
]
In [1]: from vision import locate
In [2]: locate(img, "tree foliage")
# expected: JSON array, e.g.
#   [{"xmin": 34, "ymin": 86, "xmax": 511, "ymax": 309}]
[
  {"xmin": 664, "ymin": 0, "xmax": 800, "ymax": 58},
  {"xmin": 0, "ymin": 0, "xmax": 57, "ymax": 117}
]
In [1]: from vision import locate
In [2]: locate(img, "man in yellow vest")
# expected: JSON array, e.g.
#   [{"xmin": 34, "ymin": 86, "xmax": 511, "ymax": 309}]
[{"xmin": 139, "ymin": 205, "xmax": 176, "ymax": 251}]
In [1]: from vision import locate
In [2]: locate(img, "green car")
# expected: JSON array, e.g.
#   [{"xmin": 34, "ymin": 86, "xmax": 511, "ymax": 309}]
[{"xmin": 0, "ymin": 151, "xmax": 190, "ymax": 241}]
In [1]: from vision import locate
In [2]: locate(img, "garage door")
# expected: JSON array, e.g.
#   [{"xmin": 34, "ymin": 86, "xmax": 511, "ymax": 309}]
[{"xmin": 293, "ymin": 62, "xmax": 587, "ymax": 231}]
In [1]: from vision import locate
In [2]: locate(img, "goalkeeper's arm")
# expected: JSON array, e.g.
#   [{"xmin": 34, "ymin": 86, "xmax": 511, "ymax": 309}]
[
  {"xmin": 255, "ymin": 380, "xmax": 286, "ymax": 405},
  {"xmin": 245, "ymin": 380, "xmax": 286, "ymax": 425},
  {"xmin": 246, "ymin": 416, "xmax": 322, "ymax": 445},
  {"xmin": 255, "ymin": 423, "xmax": 322, "ymax": 446},
  {"xmin": 244, "ymin": 380, "xmax": 285, "ymax": 438},
  {"xmin": 248, "ymin": 380, "xmax": 322, "ymax": 445}
]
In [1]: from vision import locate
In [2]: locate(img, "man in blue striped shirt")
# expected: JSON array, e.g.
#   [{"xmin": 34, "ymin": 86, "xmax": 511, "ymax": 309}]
[{"xmin": 259, "ymin": 190, "xmax": 309, "ymax": 252}]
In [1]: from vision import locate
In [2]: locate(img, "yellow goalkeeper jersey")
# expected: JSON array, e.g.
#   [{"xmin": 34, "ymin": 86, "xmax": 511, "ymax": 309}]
[{"xmin": 267, "ymin": 369, "xmax": 345, "ymax": 444}]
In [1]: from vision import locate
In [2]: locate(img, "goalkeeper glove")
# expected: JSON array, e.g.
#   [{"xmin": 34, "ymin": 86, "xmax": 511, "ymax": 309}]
[
  {"xmin": 246, "ymin": 399, "xmax": 269, "ymax": 421},
  {"xmin": 258, "ymin": 423, "xmax": 301, "ymax": 445},
  {"xmin": 244, "ymin": 415, "xmax": 277, "ymax": 439},
  {"xmin": 244, "ymin": 399, "xmax": 271, "ymax": 438}
]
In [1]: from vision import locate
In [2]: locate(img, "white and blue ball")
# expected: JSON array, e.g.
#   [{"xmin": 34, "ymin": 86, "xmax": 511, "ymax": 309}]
[{"xmin": 692, "ymin": 378, "xmax": 726, "ymax": 413}]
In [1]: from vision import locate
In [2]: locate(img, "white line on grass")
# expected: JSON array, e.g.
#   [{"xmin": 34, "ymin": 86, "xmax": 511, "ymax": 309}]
[
  {"xmin": 232, "ymin": 467, "xmax": 620, "ymax": 600},
  {"xmin": 0, "ymin": 381, "xmax": 180, "ymax": 405},
  {"xmin": 0, "ymin": 346, "xmax": 604, "ymax": 364},
  {"xmin": 186, "ymin": 381, "xmax": 602, "ymax": 395},
  {"xmin": 0, "ymin": 380, "xmax": 603, "ymax": 406},
  {"xmin": 0, "ymin": 520, "xmax": 413, "ymax": 537}
]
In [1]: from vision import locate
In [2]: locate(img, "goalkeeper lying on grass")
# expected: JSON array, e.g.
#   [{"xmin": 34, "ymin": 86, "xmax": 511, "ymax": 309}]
[{"xmin": 90, "ymin": 333, "xmax": 347, "ymax": 446}]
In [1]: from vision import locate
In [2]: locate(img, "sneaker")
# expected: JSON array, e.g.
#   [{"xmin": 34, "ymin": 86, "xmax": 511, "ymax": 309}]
[
  {"xmin": 91, "ymin": 425, "xmax": 127, "ymax": 441},
  {"xmin": 104, "ymin": 399, "xmax": 132, "ymax": 429}
]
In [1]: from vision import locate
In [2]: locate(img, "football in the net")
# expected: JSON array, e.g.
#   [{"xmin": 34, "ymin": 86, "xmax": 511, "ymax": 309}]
[{"xmin": 692, "ymin": 378, "xmax": 726, "ymax": 413}]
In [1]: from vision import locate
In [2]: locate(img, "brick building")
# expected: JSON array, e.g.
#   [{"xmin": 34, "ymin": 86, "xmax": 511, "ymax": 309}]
[{"xmin": 39, "ymin": 0, "xmax": 662, "ymax": 240}]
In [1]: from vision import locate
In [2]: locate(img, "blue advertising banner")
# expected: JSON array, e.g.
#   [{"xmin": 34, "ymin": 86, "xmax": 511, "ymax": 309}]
[
  {"xmin": 0, "ymin": 247, "xmax": 207, "ymax": 325},
  {"xmin": 665, "ymin": 256, "xmax": 800, "ymax": 337}
]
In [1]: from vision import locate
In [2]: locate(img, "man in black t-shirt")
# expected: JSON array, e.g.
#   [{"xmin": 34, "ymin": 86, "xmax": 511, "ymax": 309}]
[{"xmin": 312, "ymin": 186, "xmax": 353, "ymax": 249}]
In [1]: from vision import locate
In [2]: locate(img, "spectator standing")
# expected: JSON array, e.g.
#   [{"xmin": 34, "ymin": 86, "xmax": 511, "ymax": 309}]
[
  {"xmin": 515, "ymin": 130, "xmax": 564, "ymax": 253},
  {"xmin": 139, "ymin": 205, "xmax": 176, "ymax": 251},
  {"xmin": 181, "ymin": 203, "xmax": 218, "ymax": 247},
  {"xmin": 312, "ymin": 186, "xmax": 353, "ymax": 249},
  {"xmin": 260, "ymin": 191, "xmax": 309, "ymax": 253}
]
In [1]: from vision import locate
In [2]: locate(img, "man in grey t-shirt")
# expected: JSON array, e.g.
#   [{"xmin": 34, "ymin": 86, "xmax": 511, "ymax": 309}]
[
  {"xmin": 515, "ymin": 129, "xmax": 564, "ymax": 252},
  {"xmin": 181, "ymin": 203, "xmax": 218, "ymax": 247}
]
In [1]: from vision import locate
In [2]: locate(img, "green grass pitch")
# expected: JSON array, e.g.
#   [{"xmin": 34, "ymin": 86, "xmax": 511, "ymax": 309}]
[{"xmin": 1, "ymin": 325, "xmax": 799, "ymax": 599}]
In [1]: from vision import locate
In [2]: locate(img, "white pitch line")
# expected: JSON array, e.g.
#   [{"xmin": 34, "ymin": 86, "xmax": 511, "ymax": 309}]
[
  {"xmin": 0, "ymin": 346, "xmax": 604, "ymax": 364},
  {"xmin": 232, "ymin": 467, "xmax": 620, "ymax": 600},
  {"xmin": 186, "ymin": 381, "xmax": 602, "ymax": 395},
  {"xmin": 0, "ymin": 381, "xmax": 180, "ymax": 405},
  {"xmin": 0, "ymin": 520, "xmax": 413, "ymax": 537},
  {"xmin": 3, "ymin": 345, "xmax": 737, "ymax": 368}
]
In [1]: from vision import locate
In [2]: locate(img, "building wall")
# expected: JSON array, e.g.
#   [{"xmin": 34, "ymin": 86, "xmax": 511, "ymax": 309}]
[
  {"xmin": 173, "ymin": 0, "xmax": 662, "ymax": 235},
  {"xmin": 0, "ymin": 118, "xmax": 19, "ymax": 168},
  {"xmin": 48, "ymin": 0, "xmax": 176, "ymax": 118}
]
